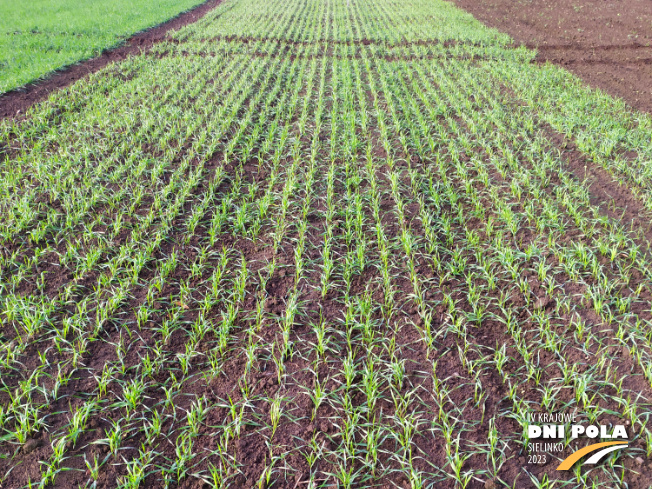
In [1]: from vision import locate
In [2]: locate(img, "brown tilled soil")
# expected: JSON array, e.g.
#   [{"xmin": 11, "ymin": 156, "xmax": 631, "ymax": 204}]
[
  {"xmin": 451, "ymin": 0, "xmax": 652, "ymax": 113},
  {"xmin": 2, "ymin": 2, "xmax": 652, "ymax": 488},
  {"xmin": 0, "ymin": 0, "xmax": 224, "ymax": 120}
]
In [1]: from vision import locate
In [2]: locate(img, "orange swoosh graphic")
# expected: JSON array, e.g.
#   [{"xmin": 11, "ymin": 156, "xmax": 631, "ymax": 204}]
[{"xmin": 556, "ymin": 441, "xmax": 628, "ymax": 470}]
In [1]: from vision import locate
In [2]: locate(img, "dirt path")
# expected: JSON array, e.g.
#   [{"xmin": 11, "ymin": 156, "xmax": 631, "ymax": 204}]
[
  {"xmin": 450, "ymin": 0, "xmax": 652, "ymax": 113},
  {"xmin": 0, "ymin": 0, "xmax": 224, "ymax": 120}
]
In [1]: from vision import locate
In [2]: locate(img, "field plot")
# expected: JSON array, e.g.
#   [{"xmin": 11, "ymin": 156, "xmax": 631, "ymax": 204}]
[
  {"xmin": 2, "ymin": 0, "xmax": 652, "ymax": 487},
  {"xmin": 450, "ymin": 0, "xmax": 652, "ymax": 114},
  {"xmin": 0, "ymin": 0, "xmax": 208, "ymax": 94}
]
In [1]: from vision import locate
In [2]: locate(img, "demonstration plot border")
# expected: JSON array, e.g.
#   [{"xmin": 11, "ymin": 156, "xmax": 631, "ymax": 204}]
[{"xmin": 0, "ymin": 0, "xmax": 225, "ymax": 120}]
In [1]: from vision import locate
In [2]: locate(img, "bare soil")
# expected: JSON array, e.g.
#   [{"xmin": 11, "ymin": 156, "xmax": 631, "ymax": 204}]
[
  {"xmin": 0, "ymin": 0, "xmax": 224, "ymax": 120},
  {"xmin": 450, "ymin": 0, "xmax": 652, "ymax": 113}
]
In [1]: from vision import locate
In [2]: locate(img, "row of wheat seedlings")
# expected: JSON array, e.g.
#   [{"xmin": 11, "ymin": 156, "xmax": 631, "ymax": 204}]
[{"xmin": 0, "ymin": 49, "xmax": 300, "ymax": 487}]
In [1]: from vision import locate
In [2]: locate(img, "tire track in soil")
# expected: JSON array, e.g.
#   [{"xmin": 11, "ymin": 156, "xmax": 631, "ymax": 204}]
[{"xmin": 494, "ymin": 81, "xmax": 652, "ymax": 259}]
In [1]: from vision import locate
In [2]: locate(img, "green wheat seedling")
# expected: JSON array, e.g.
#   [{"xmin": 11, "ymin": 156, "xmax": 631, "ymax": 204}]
[{"xmin": 3, "ymin": 0, "xmax": 652, "ymax": 487}]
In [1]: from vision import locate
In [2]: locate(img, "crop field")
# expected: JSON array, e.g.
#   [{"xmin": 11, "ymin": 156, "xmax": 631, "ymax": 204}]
[
  {"xmin": 450, "ymin": 0, "xmax": 652, "ymax": 115},
  {"xmin": 0, "ymin": 0, "xmax": 207, "ymax": 94},
  {"xmin": 2, "ymin": 0, "xmax": 652, "ymax": 487}
]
